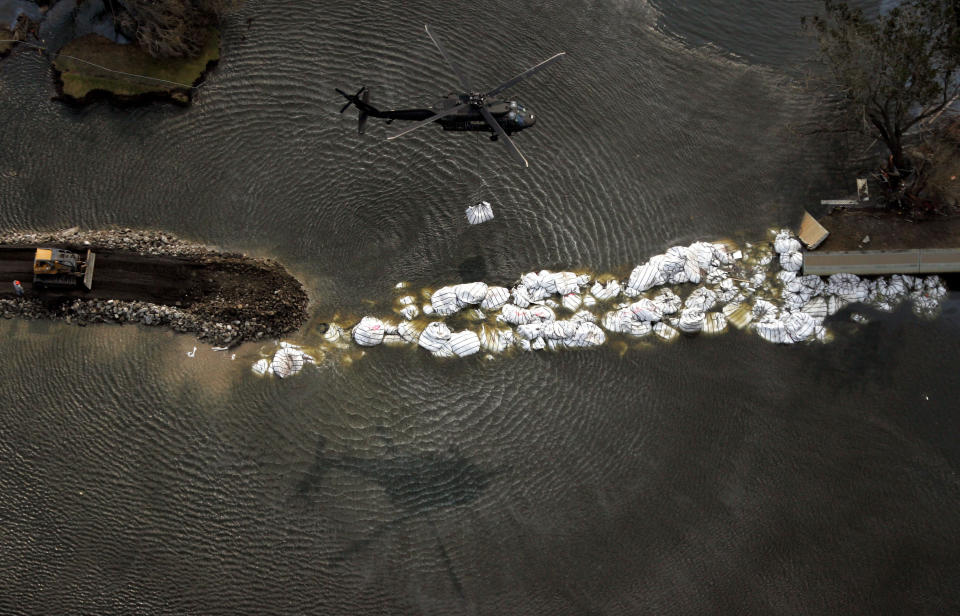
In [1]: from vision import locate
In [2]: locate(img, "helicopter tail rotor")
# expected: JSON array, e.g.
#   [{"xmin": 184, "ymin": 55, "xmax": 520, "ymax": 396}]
[{"xmin": 336, "ymin": 87, "xmax": 376, "ymax": 134}]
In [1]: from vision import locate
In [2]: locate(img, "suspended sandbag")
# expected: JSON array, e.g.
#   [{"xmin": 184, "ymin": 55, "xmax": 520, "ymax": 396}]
[
  {"xmin": 629, "ymin": 298, "xmax": 663, "ymax": 322},
  {"xmin": 251, "ymin": 359, "xmax": 270, "ymax": 376},
  {"xmin": 653, "ymin": 322, "xmax": 678, "ymax": 341},
  {"xmin": 774, "ymin": 232, "xmax": 801, "ymax": 255},
  {"xmin": 466, "ymin": 201, "xmax": 494, "ymax": 225},
  {"xmin": 568, "ymin": 322, "xmax": 606, "ymax": 347},
  {"xmin": 353, "ymin": 316, "xmax": 386, "ymax": 346},
  {"xmin": 561, "ymin": 293, "xmax": 582, "ymax": 312}
]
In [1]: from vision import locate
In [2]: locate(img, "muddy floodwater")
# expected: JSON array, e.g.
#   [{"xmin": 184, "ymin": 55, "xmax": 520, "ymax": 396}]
[{"xmin": 1, "ymin": 1, "xmax": 959, "ymax": 614}]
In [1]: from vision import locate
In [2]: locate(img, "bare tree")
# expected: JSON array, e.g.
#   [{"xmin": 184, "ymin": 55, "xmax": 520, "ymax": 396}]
[
  {"xmin": 109, "ymin": 0, "xmax": 239, "ymax": 58},
  {"xmin": 804, "ymin": 0, "xmax": 960, "ymax": 206}
]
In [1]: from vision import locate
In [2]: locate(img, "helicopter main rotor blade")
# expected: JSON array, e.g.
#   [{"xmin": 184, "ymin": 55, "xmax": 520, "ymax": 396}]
[
  {"xmin": 424, "ymin": 25, "xmax": 472, "ymax": 92},
  {"xmin": 479, "ymin": 106, "xmax": 529, "ymax": 168},
  {"xmin": 485, "ymin": 52, "xmax": 566, "ymax": 98},
  {"xmin": 386, "ymin": 102, "xmax": 471, "ymax": 140}
]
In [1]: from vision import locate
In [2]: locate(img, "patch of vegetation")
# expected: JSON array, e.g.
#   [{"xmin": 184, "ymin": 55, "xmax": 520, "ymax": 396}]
[{"xmin": 52, "ymin": 29, "xmax": 219, "ymax": 103}]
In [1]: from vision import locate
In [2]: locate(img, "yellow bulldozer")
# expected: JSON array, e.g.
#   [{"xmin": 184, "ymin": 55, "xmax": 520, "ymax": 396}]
[{"xmin": 33, "ymin": 248, "xmax": 96, "ymax": 290}]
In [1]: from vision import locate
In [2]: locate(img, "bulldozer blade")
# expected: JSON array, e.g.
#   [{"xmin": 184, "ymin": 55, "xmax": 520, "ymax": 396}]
[{"xmin": 83, "ymin": 250, "xmax": 96, "ymax": 291}]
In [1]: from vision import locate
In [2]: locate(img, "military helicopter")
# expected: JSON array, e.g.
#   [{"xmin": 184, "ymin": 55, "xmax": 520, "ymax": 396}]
[{"xmin": 337, "ymin": 25, "xmax": 564, "ymax": 168}]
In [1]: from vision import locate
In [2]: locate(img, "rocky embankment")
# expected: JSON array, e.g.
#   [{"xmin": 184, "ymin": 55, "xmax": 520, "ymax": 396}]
[{"xmin": 0, "ymin": 228, "xmax": 308, "ymax": 345}]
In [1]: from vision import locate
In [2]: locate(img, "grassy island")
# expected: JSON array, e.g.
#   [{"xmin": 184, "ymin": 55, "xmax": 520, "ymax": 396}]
[{"xmin": 52, "ymin": 29, "xmax": 220, "ymax": 105}]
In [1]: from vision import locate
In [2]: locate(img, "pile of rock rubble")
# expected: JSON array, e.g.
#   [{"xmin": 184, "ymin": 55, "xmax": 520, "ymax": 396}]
[{"xmin": 254, "ymin": 229, "xmax": 950, "ymax": 376}]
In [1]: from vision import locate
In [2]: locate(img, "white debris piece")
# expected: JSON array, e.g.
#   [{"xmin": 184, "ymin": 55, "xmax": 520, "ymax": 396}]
[
  {"xmin": 466, "ymin": 201, "xmax": 494, "ymax": 225},
  {"xmin": 353, "ymin": 317, "xmax": 386, "ymax": 346},
  {"xmin": 418, "ymin": 322, "xmax": 452, "ymax": 354},
  {"xmin": 400, "ymin": 304, "xmax": 419, "ymax": 320},
  {"xmin": 481, "ymin": 286, "xmax": 510, "ymax": 311},
  {"xmin": 323, "ymin": 324, "xmax": 344, "ymax": 342},
  {"xmin": 449, "ymin": 331, "xmax": 481, "ymax": 357}
]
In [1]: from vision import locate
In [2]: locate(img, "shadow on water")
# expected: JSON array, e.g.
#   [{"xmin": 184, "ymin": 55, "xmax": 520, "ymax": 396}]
[{"xmin": 293, "ymin": 434, "xmax": 505, "ymax": 606}]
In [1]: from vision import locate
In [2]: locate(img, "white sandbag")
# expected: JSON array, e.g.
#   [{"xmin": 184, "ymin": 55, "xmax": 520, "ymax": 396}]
[
  {"xmin": 716, "ymin": 278, "xmax": 740, "ymax": 303},
  {"xmin": 270, "ymin": 345, "xmax": 306, "ymax": 378},
  {"xmin": 323, "ymin": 324, "xmax": 344, "ymax": 342},
  {"xmin": 663, "ymin": 247, "xmax": 687, "ymax": 273},
  {"xmin": 677, "ymin": 308, "xmax": 704, "ymax": 333},
  {"xmin": 683, "ymin": 253, "xmax": 702, "ymax": 284},
  {"xmin": 826, "ymin": 294, "xmax": 848, "ymax": 316},
  {"xmin": 782, "ymin": 311, "xmax": 817, "ymax": 342},
  {"xmin": 431, "ymin": 286, "xmax": 463, "ymax": 315},
  {"xmin": 418, "ymin": 322, "xmax": 452, "ymax": 353},
  {"xmin": 667, "ymin": 270, "xmax": 690, "ymax": 285},
  {"xmin": 923, "ymin": 275, "xmax": 947, "ymax": 299},
  {"xmin": 251, "ymin": 358, "xmax": 270, "ymax": 376},
  {"xmin": 499, "ymin": 304, "xmax": 534, "ymax": 325},
  {"xmin": 687, "ymin": 242, "xmax": 716, "ymax": 269},
  {"xmin": 516, "ymin": 322, "xmax": 544, "ymax": 340},
  {"xmin": 684, "ymin": 287, "xmax": 717, "ymax": 312},
  {"xmin": 511, "ymin": 285, "xmax": 532, "ymax": 308},
  {"xmin": 479, "ymin": 324, "xmax": 514, "ymax": 353},
  {"xmin": 400, "ymin": 304, "xmax": 419, "ymax": 320},
  {"xmin": 911, "ymin": 292, "xmax": 942, "ymax": 318},
  {"xmin": 465, "ymin": 201, "xmax": 494, "ymax": 225},
  {"xmin": 653, "ymin": 322, "xmax": 678, "ymax": 342},
  {"xmin": 397, "ymin": 320, "xmax": 422, "ymax": 342},
  {"xmin": 454, "ymin": 282, "xmax": 489, "ymax": 305},
  {"xmin": 754, "ymin": 320, "xmax": 792, "ymax": 344},
  {"xmin": 703, "ymin": 312, "xmax": 727, "ymax": 335},
  {"xmin": 568, "ymin": 322, "xmax": 606, "ymax": 348},
  {"xmin": 780, "ymin": 251, "xmax": 803, "ymax": 272},
  {"xmin": 626, "ymin": 260, "xmax": 664, "ymax": 293},
  {"xmin": 774, "ymin": 232, "xmax": 802, "ymax": 254},
  {"xmin": 481, "ymin": 286, "xmax": 510, "ymax": 311},
  {"xmin": 547, "ymin": 271, "xmax": 580, "ymax": 295},
  {"xmin": 629, "ymin": 298, "xmax": 663, "ymax": 322},
  {"xmin": 353, "ymin": 316, "xmax": 386, "ymax": 346},
  {"xmin": 652, "ymin": 289, "xmax": 682, "ymax": 315},
  {"xmin": 577, "ymin": 274, "xmax": 592, "ymax": 287},
  {"xmin": 449, "ymin": 330, "xmax": 481, "ymax": 357},
  {"xmin": 705, "ymin": 268, "xmax": 727, "ymax": 285},
  {"xmin": 531, "ymin": 337, "xmax": 546, "ymax": 351},
  {"xmin": 398, "ymin": 295, "xmax": 416, "ymax": 306},
  {"xmin": 778, "ymin": 271, "xmax": 798, "ymax": 285},
  {"xmin": 562, "ymin": 293, "xmax": 582, "ymax": 312},
  {"xmin": 529, "ymin": 305, "xmax": 556, "ymax": 322},
  {"xmin": 752, "ymin": 299, "xmax": 779, "ymax": 322},
  {"xmin": 542, "ymin": 320, "xmax": 578, "ymax": 340},
  {"xmin": 590, "ymin": 279, "xmax": 622, "ymax": 301},
  {"xmin": 601, "ymin": 310, "xmax": 629, "ymax": 333},
  {"xmin": 571, "ymin": 310, "xmax": 598, "ymax": 324},
  {"xmin": 583, "ymin": 294, "xmax": 597, "ymax": 308},
  {"xmin": 782, "ymin": 292, "xmax": 807, "ymax": 312}
]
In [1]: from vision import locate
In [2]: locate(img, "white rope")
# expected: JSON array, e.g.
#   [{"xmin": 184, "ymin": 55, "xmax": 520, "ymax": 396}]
[{"xmin": 0, "ymin": 39, "xmax": 203, "ymax": 89}]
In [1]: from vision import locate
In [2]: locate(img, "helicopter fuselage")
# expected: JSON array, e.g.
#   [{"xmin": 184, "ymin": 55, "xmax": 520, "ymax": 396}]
[{"xmin": 371, "ymin": 94, "xmax": 536, "ymax": 135}]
